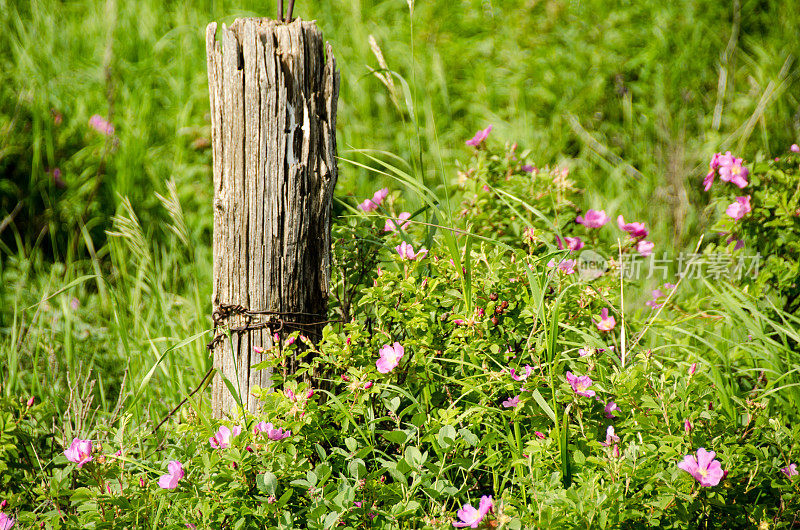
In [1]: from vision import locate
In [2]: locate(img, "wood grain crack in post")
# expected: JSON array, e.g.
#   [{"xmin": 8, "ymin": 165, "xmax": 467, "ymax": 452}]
[{"xmin": 206, "ymin": 17, "xmax": 339, "ymax": 417}]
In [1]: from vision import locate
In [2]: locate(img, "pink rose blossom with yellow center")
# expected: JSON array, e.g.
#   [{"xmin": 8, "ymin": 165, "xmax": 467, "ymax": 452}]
[
  {"xmin": 595, "ymin": 308, "xmax": 616, "ymax": 331},
  {"xmin": 677, "ymin": 448, "xmax": 725, "ymax": 487},
  {"xmin": 376, "ymin": 342, "xmax": 404, "ymax": 374},
  {"xmin": 453, "ymin": 495, "xmax": 493, "ymax": 528},
  {"xmin": 566, "ymin": 371, "xmax": 595, "ymax": 398},
  {"xmin": 64, "ymin": 438, "xmax": 93, "ymax": 468}
]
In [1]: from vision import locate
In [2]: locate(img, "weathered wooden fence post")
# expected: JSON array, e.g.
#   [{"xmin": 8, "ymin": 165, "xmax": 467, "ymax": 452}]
[{"xmin": 205, "ymin": 17, "xmax": 339, "ymax": 417}]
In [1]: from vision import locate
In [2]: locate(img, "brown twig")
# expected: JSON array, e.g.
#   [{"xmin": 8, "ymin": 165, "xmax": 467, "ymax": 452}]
[{"xmin": 151, "ymin": 366, "xmax": 215, "ymax": 435}]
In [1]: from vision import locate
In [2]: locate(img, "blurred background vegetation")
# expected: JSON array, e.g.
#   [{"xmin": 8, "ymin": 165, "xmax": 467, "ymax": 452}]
[{"xmin": 1, "ymin": 0, "xmax": 798, "ymax": 426}]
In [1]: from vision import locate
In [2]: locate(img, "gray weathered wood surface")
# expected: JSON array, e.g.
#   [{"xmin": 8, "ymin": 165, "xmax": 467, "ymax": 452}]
[{"xmin": 206, "ymin": 18, "xmax": 339, "ymax": 417}]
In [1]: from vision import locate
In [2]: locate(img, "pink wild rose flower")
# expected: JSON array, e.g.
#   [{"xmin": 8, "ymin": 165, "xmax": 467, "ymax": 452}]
[
  {"xmin": 705, "ymin": 151, "xmax": 748, "ymax": 190},
  {"xmin": 556, "ymin": 235, "xmax": 584, "ymax": 252},
  {"xmin": 604, "ymin": 401, "xmax": 619, "ymax": 419},
  {"xmin": 791, "ymin": 144, "xmax": 800, "ymax": 153},
  {"xmin": 358, "ymin": 188, "xmax": 389, "ymax": 212},
  {"xmin": 376, "ymin": 342, "xmax": 404, "ymax": 373},
  {"xmin": 395, "ymin": 241, "xmax": 428, "ymax": 260},
  {"xmin": 576, "ymin": 209, "xmax": 610, "ymax": 228},
  {"xmin": 209, "ymin": 425, "xmax": 241, "ymax": 449},
  {"xmin": 726, "ymin": 195, "xmax": 751, "ymax": 220},
  {"xmin": 384, "ymin": 212, "xmax": 411, "ymax": 232},
  {"xmin": 617, "ymin": 215, "xmax": 648, "ymax": 239},
  {"xmin": 645, "ymin": 289, "xmax": 665, "ymax": 309},
  {"xmin": 601, "ymin": 425, "xmax": 620, "ymax": 446},
  {"xmin": 595, "ymin": 308, "xmax": 616, "ymax": 331},
  {"xmin": 253, "ymin": 421, "xmax": 291, "ymax": 441},
  {"xmin": 566, "ymin": 371, "xmax": 595, "ymax": 398},
  {"xmin": 703, "ymin": 153, "xmax": 721, "ymax": 191},
  {"xmin": 717, "ymin": 152, "xmax": 749, "ymax": 188},
  {"xmin": 64, "ymin": 438, "xmax": 93, "ymax": 468},
  {"xmin": 547, "ymin": 258, "xmax": 576, "ymax": 274},
  {"xmin": 465, "ymin": 125, "xmax": 492, "ymax": 147},
  {"xmin": 158, "ymin": 460, "xmax": 185, "ymax": 490},
  {"xmin": 510, "ymin": 365, "xmax": 532, "ymax": 381},
  {"xmin": 88, "ymin": 114, "xmax": 115, "ymax": 136},
  {"xmin": 453, "ymin": 495, "xmax": 493, "ymax": 528},
  {"xmin": 0, "ymin": 512, "xmax": 13, "ymax": 530},
  {"xmin": 637, "ymin": 240, "xmax": 655, "ymax": 257},
  {"xmin": 677, "ymin": 448, "xmax": 725, "ymax": 487}
]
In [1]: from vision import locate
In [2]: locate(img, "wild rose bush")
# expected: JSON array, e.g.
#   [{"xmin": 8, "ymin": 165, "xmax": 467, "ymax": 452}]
[
  {"xmin": 703, "ymin": 145, "xmax": 800, "ymax": 315},
  {"xmin": 3, "ymin": 136, "xmax": 800, "ymax": 528}
]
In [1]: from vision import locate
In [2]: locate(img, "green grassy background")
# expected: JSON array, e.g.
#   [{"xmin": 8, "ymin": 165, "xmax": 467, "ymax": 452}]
[{"xmin": 1, "ymin": 0, "xmax": 799, "ymax": 423}]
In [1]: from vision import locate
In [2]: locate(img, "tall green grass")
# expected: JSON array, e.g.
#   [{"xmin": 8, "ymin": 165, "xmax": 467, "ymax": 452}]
[{"xmin": 1, "ymin": 0, "xmax": 799, "ymax": 425}]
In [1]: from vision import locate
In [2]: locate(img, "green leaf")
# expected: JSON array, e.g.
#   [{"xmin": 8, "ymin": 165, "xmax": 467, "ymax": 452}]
[
  {"xmin": 348, "ymin": 458, "xmax": 366, "ymax": 480},
  {"xmin": 256, "ymin": 472, "xmax": 278, "ymax": 496},
  {"xmin": 382, "ymin": 430, "xmax": 408, "ymax": 444},
  {"xmin": 386, "ymin": 396, "xmax": 401, "ymax": 412},
  {"xmin": 437, "ymin": 425, "xmax": 457, "ymax": 450},
  {"xmin": 458, "ymin": 427, "xmax": 479, "ymax": 447},
  {"xmin": 405, "ymin": 446, "xmax": 425, "ymax": 467},
  {"xmin": 306, "ymin": 470, "xmax": 318, "ymax": 486},
  {"xmin": 323, "ymin": 511, "xmax": 339, "ymax": 529},
  {"xmin": 532, "ymin": 388, "xmax": 557, "ymax": 424},
  {"xmin": 560, "ymin": 405, "xmax": 572, "ymax": 489},
  {"xmin": 220, "ymin": 374, "xmax": 244, "ymax": 413}
]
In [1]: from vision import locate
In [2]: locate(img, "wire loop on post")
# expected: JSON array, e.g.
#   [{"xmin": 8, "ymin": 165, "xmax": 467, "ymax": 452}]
[{"xmin": 207, "ymin": 303, "xmax": 337, "ymax": 350}]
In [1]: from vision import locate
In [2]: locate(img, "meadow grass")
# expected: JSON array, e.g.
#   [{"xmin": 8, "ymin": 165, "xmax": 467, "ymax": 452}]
[{"xmin": 1, "ymin": 0, "xmax": 799, "ymax": 425}]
